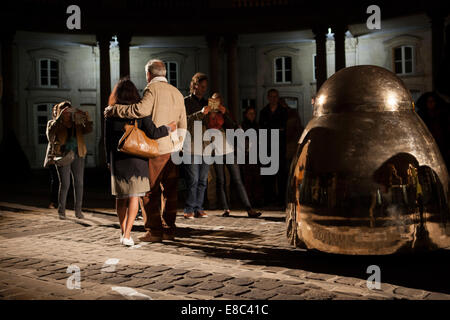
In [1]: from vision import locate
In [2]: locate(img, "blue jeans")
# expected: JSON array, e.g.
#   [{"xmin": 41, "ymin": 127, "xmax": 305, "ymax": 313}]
[{"xmin": 184, "ymin": 156, "xmax": 210, "ymax": 213}]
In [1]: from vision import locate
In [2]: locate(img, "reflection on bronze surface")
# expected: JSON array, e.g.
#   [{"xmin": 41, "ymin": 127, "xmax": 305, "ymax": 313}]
[{"xmin": 286, "ymin": 65, "xmax": 450, "ymax": 255}]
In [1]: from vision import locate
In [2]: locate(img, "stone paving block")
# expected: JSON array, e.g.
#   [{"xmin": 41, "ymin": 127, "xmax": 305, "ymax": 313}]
[
  {"xmin": 333, "ymin": 294, "xmax": 367, "ymax": 300},
  {"xmin": 173, "ymin": 278, "xmax": 203, "ymax": 287},
  {"xmin": 276, "ymin": 285, "xmax": 309, "ymax": 296},
  {"xmin": 251, "ymin": 279, "xmax": 282, "ymax": 290},
  {"xmin": 393, "ymin": 287, "xmax": 426, "ymax": 298},
  {"xmin": 331, "ymin": 288, "xmax": 364, "ymax": 298},
  {"xmin": 134, "ymin": 271, "xmax": 164, "ymax": 279},
  {"xmin": 146, "ymin": 265, "xmax": 172, "ymax": 273},
  {"xmin": 195, "ymin": 281, "xmax": 224, "ymax": 291},
  {"xmin": 32, "ymin": 270, "xmax": 55, "ymax": 278},
  {"xmin": 102, "ymin": 276, "xmax": 130, "ymax": 285},
  {"xmin": 41, "ymin": 265, "xmax": 68, "ymax": 272},
  {"xmin": 209, "ymin": 274, "xmax": 234, "ymax": 282},
  {"xmin": 425, "ymin": 292, "xmax": 450, "ymax": 300},
  {"xmin": 283, "ymin": 269, "xmax": 309, "ymax": 278},
  {"xmin": 305, "ymin": 273, "xmax": 337, "ymax": 281},
  {"xmin": 241, "ymin": 289, "xmax": 278, "ymax": 300},
  {"xmin": 185, "ymin": 271, "xmax": 212, "ymax": 279},
  {"xmin": 188, "ymin": 289, "xmax": 221, "ymax": 299},
  {"xmin": 228, "ymin": 277, "xmax": 255, "ymax": 286},
  {"xmin": 300, "ymin": 289, "xmax": 336, "ymax": 300},
  {"xmin": 217, "ymin": 284, "xmax": 251, "ymax": 296},
  {"xmin": 269, "ymin": 294, "xmax": 305, "ymax": 300},
  {"xmin": 142, "ymin": 282, "xmax": 175, "ymax": 291},
  {"xmin": 165, "ymin": 269, "xmax": 189, "ymax": 276},
  {"xmin": 43, "ymin": 272, "xmax": 70, "ymax": 281},
  {"xmin": 303, "ymin": 283, "xmax": 322, "ymax": 290},
  {"xmin": 172, "ymin": 285, "xmax": 197, "ymax": 295},
  {"xmin": 117, "ymin": 268, "xmax": 144, "ymax": 276},
  {"xmin": 334, "ymin": 277, "xmax": 363, "ymax": 286},
  {"xmin": 365, "ymin": 295, "xmax": 391, "ymax": 300}
]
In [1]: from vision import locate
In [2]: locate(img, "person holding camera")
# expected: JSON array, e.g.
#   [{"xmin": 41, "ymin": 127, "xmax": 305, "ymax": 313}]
[
  {"xmin": 207, "ymin": 93, "xmax": 262, "ymax": 218},
  {"xmin": 44, "ymin": 101, "xmax": 93, "ymax": 220}
]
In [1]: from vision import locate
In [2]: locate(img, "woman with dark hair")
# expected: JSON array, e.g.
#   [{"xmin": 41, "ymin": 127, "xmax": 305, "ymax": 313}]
[
  {"xmin": 105, "ymin": 78, "xmax": 176, "ymax": 246},
  {"xmin": 416, "ymin": 92, "xmax": 450, "ymax": 169}
]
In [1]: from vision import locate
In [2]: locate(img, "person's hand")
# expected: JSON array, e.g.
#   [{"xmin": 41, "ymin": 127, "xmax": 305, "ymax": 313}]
[
  {"xmin": 218, "ymin": 105, "xmax": 227, "ymax": 114},
  {"xmin": 168, "ymin": 121, "xmax": 177, "ymax": 132},
  {"xmin": 104, "ymin": 106, "xmax": 114, "ymax": 118},
  {"xmin": 107, "ymin": 163, "xmax": 111, "ymax": 172},
  {"xmin": 202, "ymin": 106, "xmax": 211, "ymax": 115}
]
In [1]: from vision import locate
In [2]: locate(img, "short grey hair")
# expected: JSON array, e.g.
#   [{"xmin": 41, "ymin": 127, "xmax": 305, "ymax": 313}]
[{"xmin": 145, "ymin": 59, "xmax": 166, "ymax": 77}]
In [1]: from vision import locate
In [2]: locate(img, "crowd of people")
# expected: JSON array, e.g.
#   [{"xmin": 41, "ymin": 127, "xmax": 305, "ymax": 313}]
[
  {"xmin": 44, "ymin": 58, "xmax": 449, "ymax": 247},
  {"xmin": 43, "ymin": 59, "xmax": 305, "ymax": 246}
]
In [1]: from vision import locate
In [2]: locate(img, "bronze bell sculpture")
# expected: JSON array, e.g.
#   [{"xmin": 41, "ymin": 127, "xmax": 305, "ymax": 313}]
[{"xmin": 286, "ymin": 65, "xmax": 450, "ymax": 255}]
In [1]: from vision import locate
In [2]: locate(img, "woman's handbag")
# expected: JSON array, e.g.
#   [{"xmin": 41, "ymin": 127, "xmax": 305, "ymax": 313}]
[
  {"xmin": 117, "ymin": 120, "xmax": 160, "ymax": 158},
  {"xmin": 55, "ymin": 150, "xmax": 75, "ymax": 167}
]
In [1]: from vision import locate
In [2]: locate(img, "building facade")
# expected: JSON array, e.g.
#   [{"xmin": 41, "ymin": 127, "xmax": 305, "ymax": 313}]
[{"xmin": 0, "ymin": 13, "xmax": 439, "ymax": 168}]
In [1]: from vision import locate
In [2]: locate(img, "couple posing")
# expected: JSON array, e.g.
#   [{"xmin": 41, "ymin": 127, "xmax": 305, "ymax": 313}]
[{"xmin": 104, "ymin": 60, "xmax": 186, "ymax": 246}]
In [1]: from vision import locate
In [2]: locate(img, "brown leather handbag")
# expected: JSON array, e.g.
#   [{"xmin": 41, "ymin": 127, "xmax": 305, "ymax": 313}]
[{"xmin": 117, "ymin": 120, "xmax": 160, "ymax": 158}]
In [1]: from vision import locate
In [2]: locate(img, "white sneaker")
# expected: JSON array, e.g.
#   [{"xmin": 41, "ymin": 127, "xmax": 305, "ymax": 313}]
[{"xmin": 122, "ymin": 237, "xmax": 134, "ymax": 246}]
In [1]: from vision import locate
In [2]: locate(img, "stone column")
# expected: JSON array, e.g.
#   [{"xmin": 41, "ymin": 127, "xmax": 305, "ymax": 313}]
[
  {"xmin": 206, "ymin": 34, "xmax": 220, "ymax": 95},
  {"xmin": 1, "ymin": 30, "xmax": 14, "ymax": 140},
  {"xmin": 313, "ymin": 26, "xmax": 328, "ymax": 91},
  {"xmin": 117, "ymin": 33, "xmax": 132, "ymax": 78},
  {"xmin": 96, "ymin": 33, "xmax": 112, "ymax": 166},
  {"xmin": 0, "ymin": 30, "xmax": 30, "ymax": 180},
  {"xmin": 428, "ymin": 11, "xmax": 445, "ymax": 91},
  {"xmin": 225, "ymin": 34, "xmax": 239, "ymax": 120},
  {"xmin": 334, "ymin": 24, "xmax": 346, "ymax": 72}
]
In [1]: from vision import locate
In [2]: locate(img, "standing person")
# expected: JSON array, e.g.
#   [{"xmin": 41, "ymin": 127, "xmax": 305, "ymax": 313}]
[
  {"xmin": 105, "ymin": 78, "xmax": 175, "ymax": 246},
  {"xmin": 47, "ymin": 105, "xmax": 60, "ymax": 209},
  {"xmin": 44, "ymin": 101, "xmax": 93, "ymax": 220},
  {"xmin": 47, "ymin": 164, "xmax": 58, "ymax": 209},
  {"xmin": 183, "ymin": 72, "xmax": 211, "ymax": 219},
  {"xmin": 259, "ymin": 89, "xmax": 288, "ymax": 207},
  {"xmin": 241, "ymin": 106, "xmax": 264, "ymax": 208},
  {"xmin": 105, "ymin": 59, "xmax": 186, "ymax": 242},
  {"xmin": 208, "ymin": 93, "xmax": 262, "ymax": 218},
  {"xmin": 416, "ymin": 92, "xmax": 450, "ymax": 169},
  {"xmin": 279, "ymin": 97, "xmax": 304, "ymax": 169}
]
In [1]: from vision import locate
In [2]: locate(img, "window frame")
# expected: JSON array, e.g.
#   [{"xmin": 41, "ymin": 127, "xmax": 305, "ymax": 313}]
[
  {"xmin": 393, "ymin": 45, "xmax": 415, "ymax": 76},
  {"xmin": 273, "ymin": 56, "xmax": 292, "ymax": 84},
  {"xmin": 34, "ymin": 103, "xmax": 54, "ymax": 145},
  {"xmin": 39, "ymin": 58, "xmax": 60, "ymax": 88},
  {"xmin": 165, "ymin": 61, "xmax": 179, "ymax": 88}
]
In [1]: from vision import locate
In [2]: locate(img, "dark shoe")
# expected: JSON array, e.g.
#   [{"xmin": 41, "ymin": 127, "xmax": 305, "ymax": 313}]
[
  {"xmin": 184, "ymin": 212, "xmax": 195, "ymax": 219},
  {"xmin": 247, "ymin": 209, "xmax": 262, "ymax": 218},
  {"xmin": 194, "ymin": 210, "xmax": 208, "ymax": 218},
  {"xmin": 138, "ymin": 232, "xmax": 162, "ymax": 243},
  {"xmin": 75, "ymin": 212, "xmax": 84, "ymax": 219},
  {"xmin": 162, "ymin": 233, "xmax": 175, "ymax": 241},
  {"xmin": 222, "ymin": 210, "xmax": 230, "ymax": 217},
  {"xmin": 58, "ymin": 212, "xmax": 66, "ymax": 220}
]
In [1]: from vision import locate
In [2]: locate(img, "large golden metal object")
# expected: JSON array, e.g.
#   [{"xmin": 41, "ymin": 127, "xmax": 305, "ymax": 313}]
[{"xmin": 286, "ymin": 65, "xmax": 450, "ymax": 254}]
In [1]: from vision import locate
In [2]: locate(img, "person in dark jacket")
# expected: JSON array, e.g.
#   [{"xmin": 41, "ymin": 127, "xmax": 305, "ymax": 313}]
[
  {"xmin": 416, "ymin": 92, "xmax": 450, "ymax": 170},
  {"xmin": 105, "ymin": 78, "xmax": 176, "ymax": 246},
  {"xmin": 240, "ymin": 106, "xmax": 264, "ymax": 208},
  {"xmin": 259, "ymin": 89, "xmax": 288, "ymax": 207}
]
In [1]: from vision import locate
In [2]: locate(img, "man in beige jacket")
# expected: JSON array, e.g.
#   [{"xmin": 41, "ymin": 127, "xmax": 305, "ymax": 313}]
[{"xmin": 105, "ymin": 59, "xmax": 187, "ymax": 242}]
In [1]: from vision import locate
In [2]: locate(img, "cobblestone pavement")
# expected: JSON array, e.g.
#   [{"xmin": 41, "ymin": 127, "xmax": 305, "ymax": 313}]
[{"xmin": 0, "ymin": 201, "xmax": 449, "ymax": 300}]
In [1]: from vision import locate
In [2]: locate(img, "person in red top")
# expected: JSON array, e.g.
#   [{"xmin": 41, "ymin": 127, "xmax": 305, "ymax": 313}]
[{"xmin": 207, "ymin": 92, "xmax": 262, "ymax": 218}]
